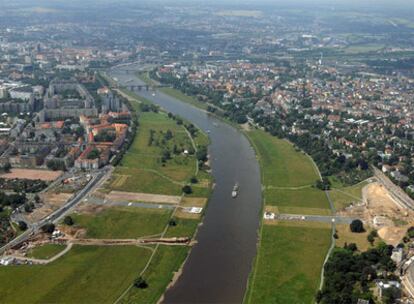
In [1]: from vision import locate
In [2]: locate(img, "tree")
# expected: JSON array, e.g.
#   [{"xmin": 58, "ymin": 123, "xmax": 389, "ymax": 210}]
[
  {"xmin": 64, "ymin": 216, "xmax": 74, "ymax": 226},
  {"xmin": 18, "ymin": 221, "xmax": 27, "ymax": 231},
  {"xmin": 350, "ymin": 219, "xmax": 364, "ymax": 233},
  {"xmin": 164, "ymin": 130, "xmax": 173, "ymax": 140},
  {"xmin": 190, "ymin": 176, "xmax": 198, "ymax": 184},
  {"xmin": 87, "ymin": 148, "xmax": 100, "ymax": 160},
  {"xmin": 368, "ymin": 230, "xmax": 378, "ymax": 245},
  {"xmin": 47, "ymin": 159, "xmax": 66, "ymax": 171},
  {"xmin": 407, "ymin": 226, "xmax": 414, "ymax": 238},
  {"xmin": 24, "ymin": 202, "xmax": 34, "ymax": 213},
  {"xmin": 182, "ymin": 185, "xmax": 192, "ymax": 194},
  {"xmin": 133, "ymin": 276, "xmax": 148, "ymax": 289},
  {"xmin": 196, "ymin": 146, "xmax": 208, "ymax": 162},
  {"xmin": 344, "ymin": 243, "xmax": 358, "ymax": 252},
  {"xmin": 41, "ymin": 223, "xmax": 55, "ymax": 234},
  {"xmin": 315, "ymin": 178, "xmax": 331, "ymax": 190},
  {"xmin": 169, "ymin": 219, "xmax": 177, "ymax": 226}
]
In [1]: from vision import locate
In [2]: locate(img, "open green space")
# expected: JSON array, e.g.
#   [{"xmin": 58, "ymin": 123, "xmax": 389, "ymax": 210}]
[
  {"xmin": 72, "ymin": 207, "xmax": 171, "ymax": 239},
  {"xmin": 245, "ymin": 223, "xmax": 331, "ymax": 304},
  {"xmin": 328, "ymin": 180, "xmax": 370, "ymax": 210},
  {"xmin": 0, "ymin": 246, "xmax": 151, "ymax": 304},
  {"xmin": 343, "ymin": 43, "xmax": 386, "ymax": 54},
  {"xmin": 27, "ymin": 244, "xmax": 66, "ymax": 260},
  {"xmin": 246, "ymin": 128, "xmax": 332, "ymax": 303},
  {"xmin": 265, "ymin": 187, "xmax": 330, "ymax": 211},
  {"xmin": 120, "ymin": 246, "xmax": 188, "ymax": 304},
  {"xmin": 164, "ymin": 217, "xmax": 199, "ymax": 238},
  {"xmin": 248, "ymin": 130, "xmax": 319, "ymax": 187},
  {"xmin": 110, "ymin": 168, "xmax": 183, "ymax": 196},
  {"xmin": 136, "ymin": 71, "xmax": 158, "ymax": 86},
  {"xmin": 109, "ymin": 110, "xmax": 205, "ymax": 195}
]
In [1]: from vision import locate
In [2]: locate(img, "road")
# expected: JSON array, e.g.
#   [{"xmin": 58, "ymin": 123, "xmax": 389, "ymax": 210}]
[
  {"xmin": 373, "ymin": 166, "xmax": 414, "ymax": 211},
  {"xmin": 0, "ymin": 167, "xmax": 110, "ymax": 255}
]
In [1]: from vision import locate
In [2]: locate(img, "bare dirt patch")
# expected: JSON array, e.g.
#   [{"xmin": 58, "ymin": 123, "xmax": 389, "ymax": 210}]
[
  {"xmin": 1, "ymin": 169, "xmax": 62, "ymax": 181},
  {"xmin": 339, "ymin": 182, "xmax": 414, "ymax": 245},
  {"xmin": 106, "ymin": 191, "xmax": 181, "ymax": 204},
  {"xmin": 25, "ymin": 192, "xmax": 72, "ymax": 222},
  {"xmin": 74, "ymin": 202, "xmax": 108, "ymax": 216},
  {"xmin": 377, "ymin": 226, "xmax": 407, "ymax": 247}
]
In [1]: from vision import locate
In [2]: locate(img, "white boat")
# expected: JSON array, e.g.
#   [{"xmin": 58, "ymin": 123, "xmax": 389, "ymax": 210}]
[{"xmin": 232, "ymin": 183, "xmax": 239, "ymax": 198}]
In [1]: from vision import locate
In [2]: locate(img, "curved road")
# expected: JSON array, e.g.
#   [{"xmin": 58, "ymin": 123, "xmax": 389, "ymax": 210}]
[{"xmin": 110, "ymin": 65, "xmax": 262, "ymax": 304}]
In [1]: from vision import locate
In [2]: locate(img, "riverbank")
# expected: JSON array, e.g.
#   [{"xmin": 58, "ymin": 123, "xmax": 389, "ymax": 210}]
[
  {"xmin": 150, "ymin": 80, "xmax": 334, "ymax": 303},
  {"xmin": 244, "ymin": 129, "xmax": 332, "ymax": 304},
  {"xmin": 122, "ymin": 65, "xmax": 262, "ymax": 303}
]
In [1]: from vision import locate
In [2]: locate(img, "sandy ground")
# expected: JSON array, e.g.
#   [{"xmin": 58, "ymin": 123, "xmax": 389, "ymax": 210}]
[
  {"xmin": 340, "ymin": 182, "xmax": 413, "ymax": 246},
  {"xmin": 106, "ymin": 190, "xmax": 181, "ymax": 204},
  {"xmin": 25, "ymin": 192, "xmax": 72, "ymax": 222},
  {"xmin": 0, "ymin": 169, "xmax": 63, "ymax": 181}
]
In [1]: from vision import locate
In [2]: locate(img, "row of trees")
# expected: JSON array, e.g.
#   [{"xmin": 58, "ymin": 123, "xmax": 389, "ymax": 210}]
[{"xmin": 0, "ymin": 178, "xmax": 47, "ymax": 193}]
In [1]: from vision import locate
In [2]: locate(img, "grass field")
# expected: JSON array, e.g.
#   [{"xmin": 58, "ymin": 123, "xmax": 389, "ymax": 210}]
[
  {"xmin": 164, "ymin": 217, "xmax": 199, "ymax": 238},
  {"xmin": 265, "ymin": 187, "xmax": 330, "ymax": 211},
  {"xmin": 335, "ymin": 224, "xmax": 374, "ymax": 252},
  {"xmin": 27, "ymin": 244, "xmax": 66, "ymax": 260},
  {"xmin": 72, "ymin": 207, "xmax": 171, "ymax": 239},
  {"xmin": 247, "ymin": 129, "xmax": 330, "ymax": 214},
  {"xmin": 121, "ymin": 246, "xmax": 188, "ymax": 304},
  {"xmin": 245, "ymin": 223, "xmax": 331, "ymax": 304},
  {"xmin": 0, "ymin": 246, "xmax": 151, "ymax": 304},
  {"xmin": 245, "ymin": 128, "xmax": 332, "ymax": 303},
  {"xmin": 136, "ymin": 71, "xmax": 158, "ymax": 86},
  {"xmin": 248, "ymin": 130, "xmax": 319, "ymax": 187},
  {"xmin": 110, "ymin": 111, "xmax": 202, "ymax": 194},
  {"xmin": 328, "ymin": 180, "xmax": 370, "ymax": 211}
]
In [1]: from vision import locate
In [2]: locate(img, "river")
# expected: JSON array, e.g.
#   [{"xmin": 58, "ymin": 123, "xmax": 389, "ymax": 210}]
[{"xmin": 109, "ymin": 64, "xmax": 262, "ymax": 304}]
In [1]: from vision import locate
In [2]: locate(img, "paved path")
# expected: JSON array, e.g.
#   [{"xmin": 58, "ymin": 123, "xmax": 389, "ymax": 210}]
[
  {"xmin": 87, "ymin": 196, "xmax": 175, "ymax": 210},
  {"xmin": 3, "ymin": 243, "xmax": 73, "ymax": 265},
  {"xmin": 275, "ymin": 213, "xmax": 355, "ymax": 224}
]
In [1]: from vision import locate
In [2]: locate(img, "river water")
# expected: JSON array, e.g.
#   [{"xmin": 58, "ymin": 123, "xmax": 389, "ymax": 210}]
[{"xmin": 109, "ymin": 65, "xmax": 262, "ymax": 303}]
